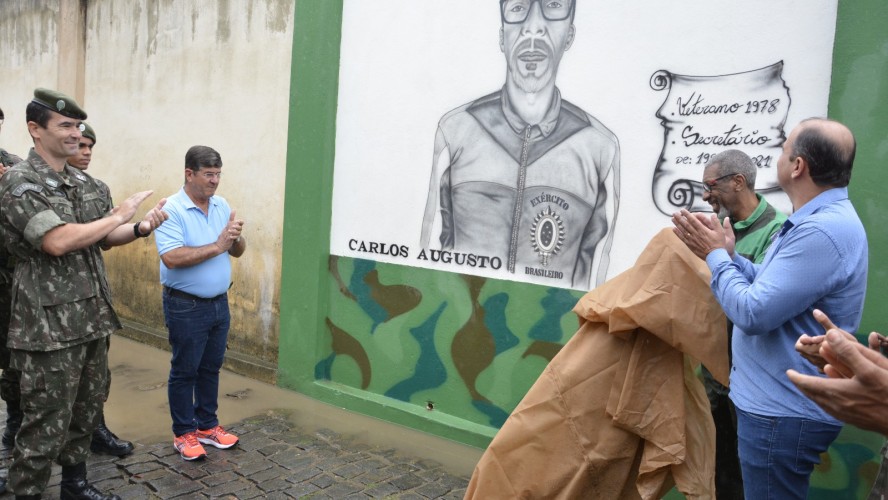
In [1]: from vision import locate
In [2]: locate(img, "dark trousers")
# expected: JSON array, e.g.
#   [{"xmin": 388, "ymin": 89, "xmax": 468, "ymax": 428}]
[
  {"xmin": 163, "ymin": 291, "xmax": 230, "ymax": 437},
  {"xmin": 0, "ymin": 276, "xmax": 18, "ymax": 413},
  {"xmin": 8, "ymin": 338, "xmax": 107, "ymax": 496},
  {"xmin": 703, "ymin": 366, "xmax": 744, "ymax": 500}
]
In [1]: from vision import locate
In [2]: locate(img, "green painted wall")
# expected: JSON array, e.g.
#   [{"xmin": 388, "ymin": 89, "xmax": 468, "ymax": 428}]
[
  {"xmin": 812, "ymin": 0, "xmax": 888, "ymax": 498},
  {"xmin": 280, "ymin": 0, "xmax": 887, "ymax": 496},
  {"xmin": 278, "ymin": 0, "xmax": 341, "ymax": 411},
  {"xmin": 833, "ymin": 0, "xmax": 888, "ymax": 334}
]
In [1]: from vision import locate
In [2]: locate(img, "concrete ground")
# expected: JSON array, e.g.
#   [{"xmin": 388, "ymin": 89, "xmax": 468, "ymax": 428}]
[{"xmin": 0, "ymin": 335, "xmax": 480, "ymax": 499}]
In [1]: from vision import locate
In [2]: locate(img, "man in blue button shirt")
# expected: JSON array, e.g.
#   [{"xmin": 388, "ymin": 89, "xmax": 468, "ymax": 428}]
[{"xmin": 672, "ymin": 118, "xmax": 868, "ymax": 500}]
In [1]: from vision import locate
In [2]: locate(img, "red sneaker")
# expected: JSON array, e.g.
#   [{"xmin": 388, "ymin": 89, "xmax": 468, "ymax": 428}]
[
  {"xmin": 196, "ymin": 425, "xmax": 239, "ymax": 449},
  {"xmin": 173, "ymin": 432, "xmax": 207, "ymax": 461}
]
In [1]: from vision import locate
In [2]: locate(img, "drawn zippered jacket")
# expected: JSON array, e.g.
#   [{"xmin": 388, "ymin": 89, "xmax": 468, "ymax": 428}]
[{"xmin": 421, "ymin": 88, "xmax": 620, "ymax": 289}]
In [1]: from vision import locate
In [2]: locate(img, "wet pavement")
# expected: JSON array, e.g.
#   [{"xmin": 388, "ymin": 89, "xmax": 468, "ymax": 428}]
[{"xmin": 0, "ymin": 335, "xmax": 478, "ymax": 499}]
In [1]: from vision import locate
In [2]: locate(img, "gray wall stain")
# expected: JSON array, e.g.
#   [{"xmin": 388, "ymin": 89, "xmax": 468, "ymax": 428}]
[
  {"xmin": 245, "ymin": 0, "xmax": 255, "ymax": 38},
  {"xmin": 266, "ymin": 0, "xmax": 290, "ymax": 34},
  {"xmin": 191, "ymin": 3, "xmax": 198, "ymax": 42},
  {"xmin": 2, "ymin": 0, "xmax": 58, "ymax": 63},
  {"xmin": 130, "ymin": 1, "xmax": 142, "ymax": 57},
  {"xmin": 216, "ymin": 0, "xmax": 231, "ymax": 44},
  {"xmin": 146, "ymin": 0, "xmax": 159, "ymax": 59}
]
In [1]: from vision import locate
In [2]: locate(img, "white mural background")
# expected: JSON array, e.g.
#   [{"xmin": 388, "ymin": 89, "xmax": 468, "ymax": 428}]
[{"xmin": 330, "ymin": 0, "xmax": 838, "ymax": 288}]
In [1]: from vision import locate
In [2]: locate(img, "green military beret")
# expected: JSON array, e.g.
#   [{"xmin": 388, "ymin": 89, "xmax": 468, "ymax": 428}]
[
  {"xmin": 31, "ymin": 88, "xmax": 87, "ymax": 120},
  {"xmin": 80, "ymin": 122, "xmax": 96, "ymax": 143}
]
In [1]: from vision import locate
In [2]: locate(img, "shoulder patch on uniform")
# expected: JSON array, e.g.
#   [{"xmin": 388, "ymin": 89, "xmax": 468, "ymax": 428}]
[
  {"xmin": 12, "ymin": 183, "xmax": 45, "ymax": 197},
  {"xmin": 74, "ymin": 172, "xmax": 87, "ymax": 182}
]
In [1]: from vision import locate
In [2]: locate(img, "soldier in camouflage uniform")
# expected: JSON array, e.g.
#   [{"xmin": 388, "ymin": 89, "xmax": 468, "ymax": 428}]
[
  {"xmin": 0, "ymin": 111, "xmax": 24, "ymax": 437},
  {"xmin": 0, "ymin": 104, "xmax": 23, "ymax": 496},
  {"xmin": 1, "ymin": 107, "xmax": 23, "ymax": 169},
  {"xmin": 65, "ymin": 122, "xmax": 135, "ymax": 458},
  {"xmin": 0, "ymin": 89, "xmax": 168, "ymax": 500},
  {"xmin": 0, "ymin": 104, "xmax": 23, "ymax": 171},
  {"xmin": 0, "ymin": 153, "xmax": 19, "ymax": 170},
  {"xmin": 0, "ymin": 107, "xmax": 24, "ymax": 385}
]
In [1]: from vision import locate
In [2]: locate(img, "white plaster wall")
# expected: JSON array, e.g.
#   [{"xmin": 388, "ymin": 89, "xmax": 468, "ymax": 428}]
[
  {"xmin": 88, "ymin": 0, "xmax": 293, "ymax": 362},
  {"xmin": 0, "ymin": 0, "xmax": 293, "ymax": 364},
  {"xmin": 0, "ymin": 0, "xmax": 61, "ymax": 153}
]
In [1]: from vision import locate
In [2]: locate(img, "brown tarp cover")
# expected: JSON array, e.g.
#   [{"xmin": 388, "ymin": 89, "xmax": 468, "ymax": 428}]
[{"xmin": 465, "ymin": 229, "xmax": 729, "ymax": 499}]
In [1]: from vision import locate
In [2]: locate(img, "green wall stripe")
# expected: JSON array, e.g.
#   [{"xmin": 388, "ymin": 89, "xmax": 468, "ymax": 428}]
[
  {"xmin": 279, "ymin": 0, "xmax": 343, "ymax": 389},
  {"xmin": 830, "ymin": 0, "xmax": 888, "ymax": 335},
  {"xmin": 818, "ymin": 4, "xmax": 887, "ymax": 498}
]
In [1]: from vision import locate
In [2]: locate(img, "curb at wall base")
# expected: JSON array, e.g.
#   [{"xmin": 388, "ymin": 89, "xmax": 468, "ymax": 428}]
[{"xmin": 116, "ymin": 319, "xmax": 278, "ymax": 385}]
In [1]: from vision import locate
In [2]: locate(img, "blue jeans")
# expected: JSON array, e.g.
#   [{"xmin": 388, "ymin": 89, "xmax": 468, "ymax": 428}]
[
  {"xmin": 736, "ymin": 408, "xmax": 842, "ymax": 500},
  {"xmin": 163, "ymin": 291, "xmax": 230, "ymax": 437}
]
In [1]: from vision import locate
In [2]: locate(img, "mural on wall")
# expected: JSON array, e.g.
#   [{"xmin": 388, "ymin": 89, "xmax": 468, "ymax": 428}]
[
  {"xmin": 329, "ymin": 0, "xmax": 835, "ymax": 290},
  {"xmin": 322, "ymin": 2, "xmax": 879, "ymax": 497},
  {"xmin": 420, "ymin": 0, "xmax": 620, "ymax": 290},
  {"xmin": 651, "ymin": 62, "xmax": 791, "ymax": 215}
]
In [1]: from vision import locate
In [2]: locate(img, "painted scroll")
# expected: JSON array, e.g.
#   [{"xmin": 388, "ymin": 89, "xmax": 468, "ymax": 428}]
[{"xmin": 650, "ymin": 61, "xmax": 790, "ymax": 215}]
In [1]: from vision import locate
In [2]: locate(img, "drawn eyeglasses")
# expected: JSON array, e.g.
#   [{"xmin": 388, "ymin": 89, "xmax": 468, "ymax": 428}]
[
  {"xmin": 702, "ymin": 173, "xmax": 738, "ymax": 193},
  {"xmin": 501, "ymin": 0, "xmax": 574, "ymax": 24}
]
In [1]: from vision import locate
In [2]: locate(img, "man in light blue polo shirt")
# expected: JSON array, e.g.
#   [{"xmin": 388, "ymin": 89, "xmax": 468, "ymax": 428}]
[
  {"xmin": 154, "ymin": 145, "xmax": 246, "ymax": 461},
  {"xmin": 672, "ymin": 118, "xmax": 867, "ymax": 499}
]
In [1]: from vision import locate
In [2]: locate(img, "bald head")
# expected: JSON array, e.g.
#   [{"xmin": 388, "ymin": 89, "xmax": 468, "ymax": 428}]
[{"xmin": 790, "ymin": 118, "xmax": 856, "ymax": 187}]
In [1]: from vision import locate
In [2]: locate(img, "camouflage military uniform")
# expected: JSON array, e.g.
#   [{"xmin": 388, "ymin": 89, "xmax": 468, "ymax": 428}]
[
  {"xmin": 0, "ymin": 147, "xmax": 23, "ymax": 364},
  {"xmin": 0, "ymin": 149, "xmax": 120, "ymax": 495},
  {"xmin": 0, "ymin": 207, "xmax": 22, "ymax": 450},
  {"xmin": 0, "ymin": 148, "xmax": 22, "ymax": 170},
  {"xmin": 86, "ymin": 174, "xmax": 116, "ymax": 404},
  {"xmin": 0, "ymin": 245, "xmax": 13, "ymax": 369},
  {"xmin": 0, "ymin": 147, "xmax": 23, "ymax": 445}
]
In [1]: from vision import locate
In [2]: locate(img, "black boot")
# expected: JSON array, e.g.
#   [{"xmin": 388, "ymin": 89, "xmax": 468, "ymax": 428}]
[
  {"xmin": 90, "ymin": 415, "xmax": 133, "ymax": 457},
  {"xmin": 60, "ymin": 463, "xmax": 121, "ymax": 500},
  {"xmin": 2, "ymin": 402, "xmax": 22, "ymax": 449}
]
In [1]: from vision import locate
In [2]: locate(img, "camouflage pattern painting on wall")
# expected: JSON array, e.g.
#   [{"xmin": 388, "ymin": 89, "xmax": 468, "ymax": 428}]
[{"xmin": 323, "ymin": 256, "xmax": 883, "ymax": 499}]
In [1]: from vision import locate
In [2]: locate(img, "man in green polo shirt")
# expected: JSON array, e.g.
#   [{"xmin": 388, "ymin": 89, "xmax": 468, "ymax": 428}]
[{"xmin": 699, "ymin": 149, "xmax": 787, "ymax": 500}]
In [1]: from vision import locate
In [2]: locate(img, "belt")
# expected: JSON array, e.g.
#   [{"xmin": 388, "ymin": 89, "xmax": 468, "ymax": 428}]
[{"xmin": 163, "ymin": 286, "xmax": 226, "ymax": 302}]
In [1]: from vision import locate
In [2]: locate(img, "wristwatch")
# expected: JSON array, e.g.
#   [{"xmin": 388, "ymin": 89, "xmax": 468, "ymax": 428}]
[{"xmin": 133, "ymin": 222, "xmax": 150, "ymax": 238}]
